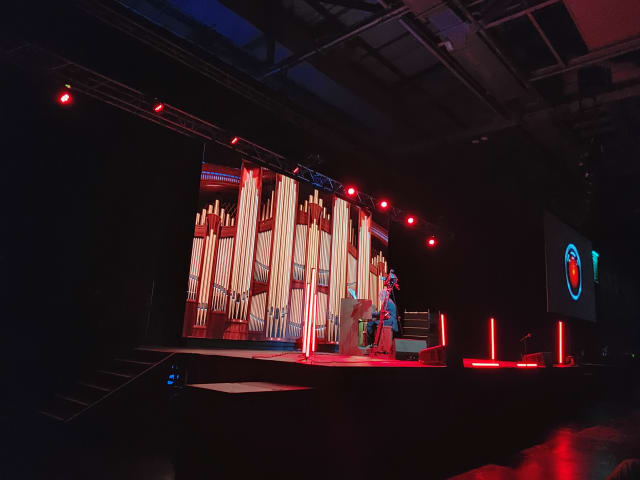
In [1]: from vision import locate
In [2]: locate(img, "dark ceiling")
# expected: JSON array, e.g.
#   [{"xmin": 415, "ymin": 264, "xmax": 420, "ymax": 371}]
[{"xmin": 4, "ymin": 0, "xmax": 640, "ymax": 249}]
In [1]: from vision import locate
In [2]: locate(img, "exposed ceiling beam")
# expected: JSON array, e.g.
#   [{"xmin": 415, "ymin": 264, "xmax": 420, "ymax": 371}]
[
  {"xmin": 527, "ymin": 11, "xmax": 565, "ymax": 67},
  {"xmin": 315, "ymin": 0, "xmax": 383, "ymax": 12},
  {"xmin": 261, "ymin": 5, "xmax": 409, "ymax": 78},
  {"xmin": 482, "ymin": 0, "xmax": 560, "ymax": 29},
  {"xmin": 397, "ymin": 14, "xmax": 508, "ymax": 118},
  {"xmin": 73, "ymin": 0, "xmax": 358, "ymax": 153},
  {"xmin": 530, "ymin": 35, "xmax": 640, "ymax": 81}
]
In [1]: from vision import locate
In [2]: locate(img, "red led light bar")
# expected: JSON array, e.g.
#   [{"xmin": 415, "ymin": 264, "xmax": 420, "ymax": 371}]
[
  {"xmin": 471, "ymin": 362, "xmax": 500, "ymax": 367},
  {"xmin": 490, "ymin": 317, "xmax": 496, "ymax": 360},
  {"xmin": 558, "ymin": 321, "xmax": 564, "ymax": 364},
  {"xmin": 516, "ymin": 363, "xmax": 538, "ymax": 367},
  {"xmin": 440, "ymin": 313, "xmax": 446, "ymax": 346},
  {"xmin": 230, "ymin": 136, "xmax": 239, "ymax": 145}
]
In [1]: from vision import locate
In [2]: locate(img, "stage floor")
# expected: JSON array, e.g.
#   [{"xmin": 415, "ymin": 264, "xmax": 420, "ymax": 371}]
[{"xmin": 140, "ymin": 346, "xmax": 433, "ymax": 368}]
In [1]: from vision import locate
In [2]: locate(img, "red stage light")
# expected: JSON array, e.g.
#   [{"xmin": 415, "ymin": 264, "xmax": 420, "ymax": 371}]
[
  {"xmin": 57, "ymin": 92, "xmax": 72, "ymax": 105},
  {"xmin": 346, "ymin": 186, "xmax": 356, "ymax": 196},
  {"xmin": 440, "ymin": 313, "xmax": 446, "ymax": 346},
  {"xmin": 490, "ymin": 317, "xmax": 496, "ymax": 360},
  {"xmin": 379, "ymin": 200, "xmax": 388, "ymax": 209},
  {"xmin": 427, "ymin": 236, "xmax": 437, "ymax": 247},
  {"xmin": 558, "ymin": 321, "xmax": 564, "ymax": 364},
  {"xmin": 406, "ymin": 216, "xmax": 415, "ymax": 225},
  {"xmin": 153, "ymin": 102, "xmax": 164, "ymax": 113},
  {"xmin": 230, "ymin": 136, "xmax": 239, "ymax": 145}
]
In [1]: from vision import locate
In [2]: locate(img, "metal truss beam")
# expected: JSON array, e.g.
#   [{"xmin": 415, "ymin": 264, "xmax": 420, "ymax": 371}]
[
  {"xmin": 74, "ymin": 0, "xmax": 355, "ymax": 152},
  {"xmin": 482, "ymin": 0, "xmax": 560, "ymax": 29},
  {"xmin": 530, "ymin": 35, "xmax": 640, "ymax": 81},
  {"xmin": 2, "ymin": 42, "xmax": 448, "ymax": 237},
  {"xmin": 261, "ymin": 5, "xmax": 409, "ymax": 78},
  {"xmin": 314, "ymin": 0, "xmax": 383, "ymax": 13}
]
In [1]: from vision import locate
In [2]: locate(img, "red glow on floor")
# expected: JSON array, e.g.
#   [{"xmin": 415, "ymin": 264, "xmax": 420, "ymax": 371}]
[
  {"xmin": 440, "ymin": 313, "xmax": 446, "ymax": 346},
  {"xmin": 153, "ymin": 102, "xmax": 164, "ymax": 112},
  {"xmin": 490, "ymin": 317, "xmax": 496, "ymax": 360},
  {"xmin": 230, "ymin": 136, "xmax": 239, "ymax": 145},
  {"xmin": 558, "ymin": 321, "xmax": 564, "ymax": 364}
]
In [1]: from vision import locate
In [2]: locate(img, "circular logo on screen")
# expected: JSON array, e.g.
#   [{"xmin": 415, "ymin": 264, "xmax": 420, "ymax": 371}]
[{"xmin": 564, "ymin": 243, "xmax": 582, "ymax": 301}]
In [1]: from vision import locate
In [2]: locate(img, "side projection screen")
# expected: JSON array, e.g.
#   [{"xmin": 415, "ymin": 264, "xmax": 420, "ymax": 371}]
[{"xmin": 544, "ymin": 212, "xmax": 596, "ymax": 322}]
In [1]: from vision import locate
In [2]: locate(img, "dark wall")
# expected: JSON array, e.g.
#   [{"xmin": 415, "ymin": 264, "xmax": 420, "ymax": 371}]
[{"xmin": 2, "ymin": 66, "xmax": 201, "ymax": 410}]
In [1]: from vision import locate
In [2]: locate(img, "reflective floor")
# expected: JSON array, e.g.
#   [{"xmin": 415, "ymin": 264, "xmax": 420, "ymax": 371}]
[{"xmin": 453, "ymin": 409, "xmax": 640, "ymax": 479}]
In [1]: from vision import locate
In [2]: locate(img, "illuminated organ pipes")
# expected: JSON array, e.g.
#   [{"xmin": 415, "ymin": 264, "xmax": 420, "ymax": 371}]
[
  {"xmin": 225, "ymin": 166, "xmax": 261, "ymax": 338},
  {"xmin": 183, "ymin": 163, "xmax": 390, "ymax": 343},
  {"xmin": 196, "ymin": 201, "xmax": 220, "ymax": 326},
  {"xmin": 357, "ymin": 212, "xmax": 371, "ymax": 300},
  {"xmin": 290, "ymin": 190, "xmax": 332, "ymax": 339},
  {"xmin": 186, "ymin": 212, "xmax": 204, "ymax": 302},
  {"xmin": 328, "ymin": 197, "xmax": 350, "ymax": 343},
  {"xmin": 265, "ymin": 175, "xmax": 298, "ymax": 339},
  {"xmin": 211, "ymin": 213, "xmax": 234, "ymax": 312}
]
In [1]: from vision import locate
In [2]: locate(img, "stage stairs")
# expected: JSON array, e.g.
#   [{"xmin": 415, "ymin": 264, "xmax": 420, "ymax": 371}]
[
  {"xmin": 400, "ymin": 311, "xmax": 434, "ymax": 342},
  {"xmin": 38, "ymin": 348, "xmax": 173, "ymax": 423}
]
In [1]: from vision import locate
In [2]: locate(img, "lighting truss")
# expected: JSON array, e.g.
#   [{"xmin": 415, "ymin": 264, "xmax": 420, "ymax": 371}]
[{"xmin": 2, "ymin": 41, "xmax": 449, "ymax": 238}]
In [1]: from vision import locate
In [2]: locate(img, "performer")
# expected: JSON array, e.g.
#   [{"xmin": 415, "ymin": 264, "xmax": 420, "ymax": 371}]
[{"xmin": 366, "ymin": 297, "xmax": 398, "ymax": 347}]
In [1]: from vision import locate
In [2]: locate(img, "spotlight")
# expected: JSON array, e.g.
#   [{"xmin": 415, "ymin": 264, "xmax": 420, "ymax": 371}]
[
  {"xmin": 346, "ymin": 186, "xmax": 356, "ymax": 196},
  {"xmin": 406, "ymin": 216, "xmax": 415, "ymax": 226},
  {"xmin": 379, "ymin": 200, "xmax": 389, "ymax": 210},
  {"xmin": 57, "ymin": 91, "xmax": 72, "ymax": 105},
  {"xmin": 153, "ymin": 102, "xmax": 164, "ymax": 113},
  {"xmin": 427, "ymin": 236, "xmax": 437, "ymax": 247},
  {"xmin": 230, "ymin": 136, "xmax": 239, "ymax": 145}
]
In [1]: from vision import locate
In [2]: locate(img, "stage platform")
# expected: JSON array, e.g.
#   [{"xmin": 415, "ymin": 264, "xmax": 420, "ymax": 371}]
[{"xmin": 140, "ymin": 346, "xmax": 430, "ymax": 368}]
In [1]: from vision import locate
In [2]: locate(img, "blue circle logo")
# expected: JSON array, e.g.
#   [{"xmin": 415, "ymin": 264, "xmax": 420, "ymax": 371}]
[{"xmin": 564, "ymin": 244, "xmax": 582, "ymax": 301}]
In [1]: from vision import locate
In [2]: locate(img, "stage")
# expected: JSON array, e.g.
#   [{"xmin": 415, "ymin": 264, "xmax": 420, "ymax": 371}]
[{"xmin": 140, "ymin": 346, "xmax": 431, "ymax": 368}]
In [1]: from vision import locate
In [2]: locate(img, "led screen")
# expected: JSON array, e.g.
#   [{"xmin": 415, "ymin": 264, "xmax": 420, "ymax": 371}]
[{"xmin": 544, "ymin": 211, "xmax": 596, "ymax": 322}]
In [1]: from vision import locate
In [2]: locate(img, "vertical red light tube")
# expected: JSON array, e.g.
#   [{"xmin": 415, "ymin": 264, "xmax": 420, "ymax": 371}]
[
  {"xmin": 558, "ymin": 321, "xmax": 564, "ymax": 364},
  {"xmin": 311, "ymin": 292, "xmax": 318, "ymax": 352},
  {"xmin": 440, "ymin": 313, "xmax": 446, "ymax": 346},
  {"xmin": 490, "ymin": 317, "xmax": 496, "ymax": 360},
  {"xmin": 302, "ymin": 283, "xmax": 312, "ymax": 357}
]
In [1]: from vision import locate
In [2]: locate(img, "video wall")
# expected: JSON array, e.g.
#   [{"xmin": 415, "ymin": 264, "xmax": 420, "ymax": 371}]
[
  {"xmin": 182, "ymin": 160, "xmax": 389, "ymax": 342},
  {"xmin": 544, "ymin": 211, "xmax": 596, "ymax": 322}
]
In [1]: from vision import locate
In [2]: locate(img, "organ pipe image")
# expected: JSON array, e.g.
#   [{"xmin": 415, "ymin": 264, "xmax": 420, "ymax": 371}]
[{"xmin": 265, "ymin": 175, "xmax": 298, "ymax": 339}]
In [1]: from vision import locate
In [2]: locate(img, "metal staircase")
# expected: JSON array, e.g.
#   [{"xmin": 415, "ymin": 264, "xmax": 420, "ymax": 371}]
[{"xmin": 38, "ymin": 348, "xmax": 173, "ymax": 422}]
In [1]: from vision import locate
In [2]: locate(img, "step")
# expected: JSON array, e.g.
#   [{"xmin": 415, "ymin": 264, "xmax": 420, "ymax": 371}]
[
  {"xmin": 128, "ymin": 348, "xmax": 172, "ymax": 363},
  {"xmin": 81, "ymin": 371, "xmax": 128, "ymax": 391},
  {"xmin": 66, "ymin": 383, "xmax": 107, "ymax": 404},
  {"xmin": 78, "ymin": 381, "xmax": 111, "ymax": 393},
  {"xmin": 38, "ymin": 410, "xmax": 65, "ymax": 422},
  {"xmin": 97, "ymin": 369, "xmax": 134, "ymax": 379},
  {"xmin": 55, "ymin": 394, "xmax": 89, "ymax": 407},
  {"xmin": 108, "ymin": 359, "xmax": 151, "ymax": 377},
  {"xmin": 42, "ymin": 395, "xmax": 85, "ymax": 421},
  {"xmin": 403, "ymin": 319, "xmax": 430, "ymax": 328}
]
